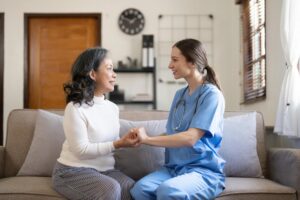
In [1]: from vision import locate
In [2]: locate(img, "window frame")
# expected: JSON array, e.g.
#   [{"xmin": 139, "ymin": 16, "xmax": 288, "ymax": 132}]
[{"xmin": 240, "ymin": 0, "xmax": 266, "ymax": 103}]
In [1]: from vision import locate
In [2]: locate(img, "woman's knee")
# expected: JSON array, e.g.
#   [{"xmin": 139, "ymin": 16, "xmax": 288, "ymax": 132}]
[{"xmin": 100, "ymin": 179, "xmax": 122, "ymax": 200}]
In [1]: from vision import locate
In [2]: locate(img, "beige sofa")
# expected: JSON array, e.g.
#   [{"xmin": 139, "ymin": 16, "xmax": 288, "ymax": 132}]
[{"xmin": 0, "ymin": 109, "xmax": 299, "ymax": 200}]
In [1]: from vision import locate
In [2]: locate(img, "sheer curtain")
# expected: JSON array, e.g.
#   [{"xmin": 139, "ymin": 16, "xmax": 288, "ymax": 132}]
[{"xmin": 274, "ymin": 0, "xmax": 300, "ymax": 137}]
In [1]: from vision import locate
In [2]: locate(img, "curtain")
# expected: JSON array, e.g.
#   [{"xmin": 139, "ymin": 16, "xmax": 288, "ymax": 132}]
[{"xmin": 274, "ymin": 0, "xmax": 300, "ymax": 136}]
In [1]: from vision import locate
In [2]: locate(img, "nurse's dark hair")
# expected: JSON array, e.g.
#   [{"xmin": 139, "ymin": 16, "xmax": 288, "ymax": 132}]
[
  {"xmin": 173, "ymin": 39, "xmax": 221, "ymax": 90},
  {"xmin": 63, "ymin": 47, "xmax": 108, "ymax": 106}
]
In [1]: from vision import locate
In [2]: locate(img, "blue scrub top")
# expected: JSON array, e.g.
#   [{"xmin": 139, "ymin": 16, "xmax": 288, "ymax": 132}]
[{"xmin": 165, "ymin": 83, "xmax": 225, "ymax": 175}]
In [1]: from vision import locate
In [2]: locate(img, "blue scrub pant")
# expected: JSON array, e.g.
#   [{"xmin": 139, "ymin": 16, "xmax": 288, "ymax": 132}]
[{"xmin": 130, "ymin": 167, "xmax": 225, "ymax": 200}]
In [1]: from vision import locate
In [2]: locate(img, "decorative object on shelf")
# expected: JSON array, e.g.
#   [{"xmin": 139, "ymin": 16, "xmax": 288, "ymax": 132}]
[
  {"xmin": 117, "ymin": 61, "xmax": 128, "ymax": 69},
  {"xmin": 112, "ymin": 65, "xmax": 156, "ymax": 109},
  {"xmin": 118, "ymin": 8, "xmax": 145, "ymax": 35},
  {"xmin": 142, "ymin": 34, "xmax": 155, "ymax": 68},
  {"xmin": 117, "ymin": 57, "xmax": 138, "ymax": 69},
  {"xmin": 109, "ymin": 85, "xmax": 125, "ymax": 102}
]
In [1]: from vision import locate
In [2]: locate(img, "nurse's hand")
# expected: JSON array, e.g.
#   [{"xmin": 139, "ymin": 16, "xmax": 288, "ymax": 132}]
[{"xmin": 137, "ymin": 127, "xmax": 149, "ymax": 143}]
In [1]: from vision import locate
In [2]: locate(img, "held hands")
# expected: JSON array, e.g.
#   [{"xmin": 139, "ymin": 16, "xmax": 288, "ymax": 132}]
[
  {"xmin": 117, "ymin": 127, "xmax": 149, "ymax": 148},
  {"xmin": 136, "ymin": 127, "xmax": 149, "ymax": 143}
]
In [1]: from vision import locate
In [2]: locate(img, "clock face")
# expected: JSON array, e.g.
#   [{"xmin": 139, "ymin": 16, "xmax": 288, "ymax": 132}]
[{"xmin": 118, "ymin": 8, "xmax": 145, "ymax": 35}]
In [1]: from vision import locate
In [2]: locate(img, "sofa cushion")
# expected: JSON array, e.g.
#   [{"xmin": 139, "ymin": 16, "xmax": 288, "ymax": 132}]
[
  {"xmin": 216, "ymin": 177, "xmax": 296, "ymax": 200},
  {"xmin": 17, "ymin": 110, "xmax": 65, "ymax": 176},
  {"xmin": 114, "ymin": 119, "xmax": 167, "ymax": 180},
  {"xmin": 220, "ymin": 112, "xmax": 263, "ymax": 177},
  {"xmin": 0, "ymin": 176, "xmax": 63, "ymax": 199}
]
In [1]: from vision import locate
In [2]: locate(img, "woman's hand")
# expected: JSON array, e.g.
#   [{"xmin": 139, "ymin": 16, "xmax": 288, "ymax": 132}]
[{"xmin": 114, "ymin": 129, "xmax": 140, "ymax": 148}]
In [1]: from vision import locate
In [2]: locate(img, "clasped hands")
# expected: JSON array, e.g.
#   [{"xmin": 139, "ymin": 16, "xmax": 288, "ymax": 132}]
[{"xmin": 120, "ymin": 127, "xmax": 148, "ymax": 148}]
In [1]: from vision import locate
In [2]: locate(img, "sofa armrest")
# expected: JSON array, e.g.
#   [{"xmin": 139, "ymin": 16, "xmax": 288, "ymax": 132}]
[
  {"xmin": 268, "ymin": 148, "xmax": 300, "ymax": 198},
  {"xmin": 0, "ymin": 146, "xmax": 4, "ymax": 178}
]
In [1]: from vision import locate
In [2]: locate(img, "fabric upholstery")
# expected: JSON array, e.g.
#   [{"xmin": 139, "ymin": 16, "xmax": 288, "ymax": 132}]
[
  {"xmin": 4, "ymin": 109, "xmax": 64, "ymax": 177},
  {"xmin": 0, "ymin": 176, "xmax": 296, "ymax": 200},
  {"xmin": 220, "ymin": 112, "xmax": 262, "ymax": 177},
  {"xmin": 3, "ymin": 110, "xmax": 266, "ymax": 178},
  {"xmin": 1, "ymin": 109, "xmax": 297, "ymax": 200},
  {"xmin": 18, "ymin": 110, "xmax": 64, "ymax": 176},
  {"xmin": 225, "ymin": 112, "xmax": 266, "ymax": 177},
  {"xmin": 0, "ymin": 176, "xmax": 63, "ymax": 199},
  {"xmin": 268, "ymin": 148, "xmax": 300, "ymax": 198},
  {"xmin": 217, "ymin": 177, "xmax": 296, "ymax": 200},
  {"xmin": 115, "ymin": 119, "xmax": 167, "ymax": 180}
]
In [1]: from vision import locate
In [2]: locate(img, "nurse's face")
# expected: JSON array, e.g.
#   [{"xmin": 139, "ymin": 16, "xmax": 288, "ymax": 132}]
[{"xmin": 168, "ymin": 47, "xmax": 194, "ymax": 79}]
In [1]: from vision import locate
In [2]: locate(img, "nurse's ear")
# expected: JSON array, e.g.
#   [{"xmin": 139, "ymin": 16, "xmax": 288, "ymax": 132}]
[{"xmin": 187, "ymin": 61, "xmax": 196, "ymax": 70}]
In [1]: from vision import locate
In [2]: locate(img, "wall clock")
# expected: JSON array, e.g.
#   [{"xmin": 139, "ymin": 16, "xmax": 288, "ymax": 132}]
[{"xmin": 118, "ymin": 8, "xmax": 145, "ymax": 35}]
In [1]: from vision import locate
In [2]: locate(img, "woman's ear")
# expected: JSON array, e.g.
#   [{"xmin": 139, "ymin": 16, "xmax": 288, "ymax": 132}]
[{"xmin": 89, "ymin": 70, "xmax": 96, "ymax": 81}]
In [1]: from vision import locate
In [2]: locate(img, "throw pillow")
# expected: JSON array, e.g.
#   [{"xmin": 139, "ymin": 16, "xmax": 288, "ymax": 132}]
[
  {"xmin": 220, "ymin": 112, "xmax": 263, "ymax": 177},
  {"xmin": 114, "ymin": 119, "xmax": 167, "ymax": 180},
  {"xmin": 17, "ymin": 110, "xmax": 65, "ymax": 176}
]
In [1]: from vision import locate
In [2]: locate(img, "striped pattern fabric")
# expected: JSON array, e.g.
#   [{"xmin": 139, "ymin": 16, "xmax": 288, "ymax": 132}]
[{"xmin": 52, "ymin": 162, "xmax": 134, "ymax": 200}]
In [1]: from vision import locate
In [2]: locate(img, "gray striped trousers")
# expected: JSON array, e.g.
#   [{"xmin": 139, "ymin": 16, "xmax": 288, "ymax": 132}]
[{"xmin": 52, "ymin": 162, "xmax": 135, "ymax": 200}]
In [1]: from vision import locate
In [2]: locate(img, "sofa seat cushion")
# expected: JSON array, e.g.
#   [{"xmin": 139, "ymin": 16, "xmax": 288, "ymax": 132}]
[
  {"xmin": 0, "ymin": 176, "xmax": 64, "ymax": 199},
  {"xmin": 217, "ymin": 177, "xmax": 296, "ymax": 200}
]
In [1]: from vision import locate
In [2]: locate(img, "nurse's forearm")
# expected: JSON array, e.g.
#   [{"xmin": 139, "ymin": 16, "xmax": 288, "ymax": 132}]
[{"xmin": 142, "ymin": 128, "xmax": 204, "ymax": 147}]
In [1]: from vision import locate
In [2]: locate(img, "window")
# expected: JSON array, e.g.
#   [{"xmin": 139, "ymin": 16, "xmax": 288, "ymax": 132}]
[{"xmin": 241, "ymin": 0, "xmax": 266, "ymax": 102}]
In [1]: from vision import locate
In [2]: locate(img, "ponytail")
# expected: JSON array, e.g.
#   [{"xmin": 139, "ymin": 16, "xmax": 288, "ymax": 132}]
[{"xmin": 204, "ymin": 65, "xmax": 221, "ymax": 91}]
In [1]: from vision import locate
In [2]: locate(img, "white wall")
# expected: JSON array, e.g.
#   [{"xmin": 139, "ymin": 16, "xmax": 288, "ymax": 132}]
[{"xmin": 0, "ymin": 0, "xmax": 285, "ymax": 143}]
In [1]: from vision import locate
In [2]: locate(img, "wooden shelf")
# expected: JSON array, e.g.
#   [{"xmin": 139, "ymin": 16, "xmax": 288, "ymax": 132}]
[
  {"xmin": 111, "ymin": 100, "xmax": 154, "ymax": 105},
  {"xmin": 114, "ymin": 68, "xmax": 154, "ymax": 73}
]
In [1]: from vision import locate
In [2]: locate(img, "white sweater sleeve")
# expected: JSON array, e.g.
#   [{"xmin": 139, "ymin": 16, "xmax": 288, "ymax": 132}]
[{"xmin": 63, "ymin": 103, "xmax": 115, "ymax": 160}]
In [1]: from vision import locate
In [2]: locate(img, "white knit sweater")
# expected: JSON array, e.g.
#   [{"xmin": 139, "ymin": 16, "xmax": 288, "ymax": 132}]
[{"xmin": 57, "ymin": 95, "xmax": 120, "ymax": 172}]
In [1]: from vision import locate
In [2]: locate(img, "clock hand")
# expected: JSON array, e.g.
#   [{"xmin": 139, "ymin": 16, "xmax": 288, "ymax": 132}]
[
  {"xmin": 122, "ymin": 16, "xmax": 131, "ymax": 23},
  {"xmin": 129, "ymin": 17, "xmax": 137, "ymax": 24}
]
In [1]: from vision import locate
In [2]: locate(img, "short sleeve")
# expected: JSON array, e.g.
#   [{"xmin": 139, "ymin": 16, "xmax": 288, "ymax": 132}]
[{"xmin": 189, "ymin": 90, "xmax": 225, "ymax": 138}]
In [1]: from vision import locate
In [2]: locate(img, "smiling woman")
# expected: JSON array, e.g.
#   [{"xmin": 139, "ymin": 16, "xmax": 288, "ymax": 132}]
[{"xmin": 52, "ymin": 47, "xmax": 139, "ymax": 200}]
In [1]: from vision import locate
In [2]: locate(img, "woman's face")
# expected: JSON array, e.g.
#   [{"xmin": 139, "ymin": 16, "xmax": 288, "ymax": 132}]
[
  {"xmin": 168, "ymin": 47, "xmax": 194, "ymax": 79},
  {"xmin": 91, "ymin": 58, "xmax": 117, "ymax": 95}
]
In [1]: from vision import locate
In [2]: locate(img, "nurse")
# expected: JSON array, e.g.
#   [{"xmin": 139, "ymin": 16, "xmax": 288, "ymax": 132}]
[{"xmin": 130, "ymin": 38, "xmax": 226, "ymax": 200}]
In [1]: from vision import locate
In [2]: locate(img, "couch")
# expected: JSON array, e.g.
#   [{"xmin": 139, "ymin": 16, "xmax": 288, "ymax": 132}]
[{"xmin": 0, "ymin": 109, "xmax": 299, "ymax": 200}]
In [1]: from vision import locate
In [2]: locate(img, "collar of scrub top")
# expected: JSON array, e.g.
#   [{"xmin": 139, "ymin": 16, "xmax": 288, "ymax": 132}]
[{"xmin": 173, "ymin": 84, "xmax": 206, "ymax": 131}]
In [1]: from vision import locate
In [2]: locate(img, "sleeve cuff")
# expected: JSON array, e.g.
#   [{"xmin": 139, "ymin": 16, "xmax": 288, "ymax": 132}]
[{"xmin": 110, "ymin": 141, "xmax": 116, "ymax": 151}]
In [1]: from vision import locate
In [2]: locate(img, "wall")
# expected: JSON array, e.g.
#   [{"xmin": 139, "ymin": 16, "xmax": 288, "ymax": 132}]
[
  {"xmin": 0, "ymin": 0, "xmax": 286, "ymax": 143},
  {"xmin": 0, "ymin": 0, "xmax": 240, "ymax": 142}
]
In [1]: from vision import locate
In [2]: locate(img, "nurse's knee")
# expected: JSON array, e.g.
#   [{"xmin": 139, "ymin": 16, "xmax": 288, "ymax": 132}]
[
  {"xmin": 130, "ymin": 180, "xmax": 148, "ymax": 199},
  {"xmin": 156, "ymin": 182, "xmax": 188, "ymax": 200}
]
